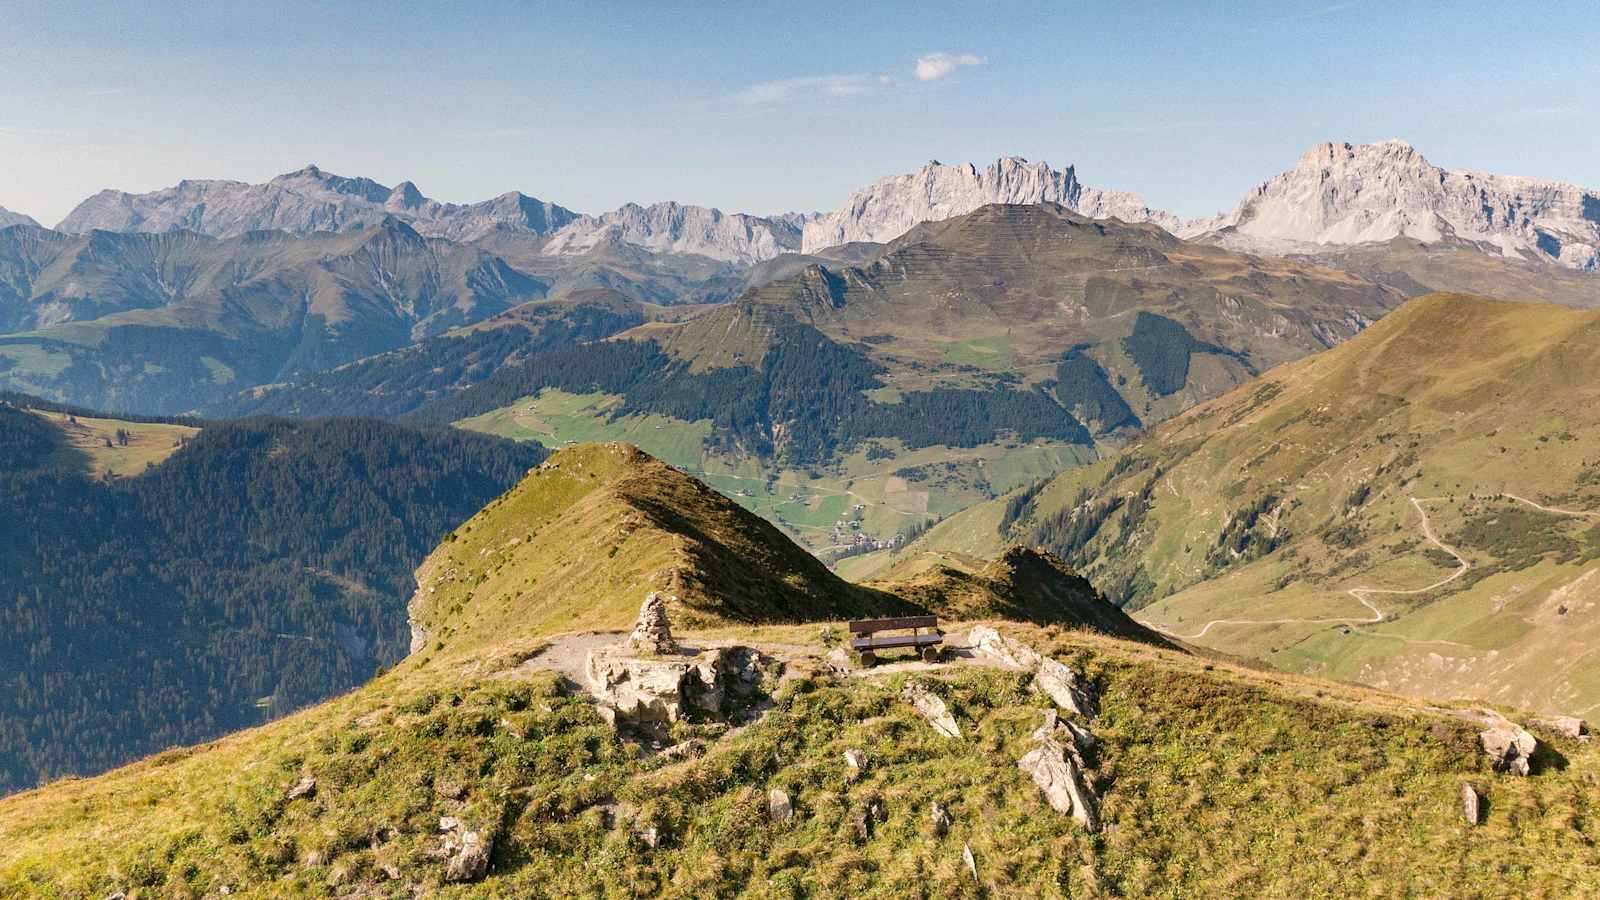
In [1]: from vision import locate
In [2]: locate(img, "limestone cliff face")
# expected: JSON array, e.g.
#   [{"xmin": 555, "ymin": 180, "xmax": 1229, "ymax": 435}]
[
  {"xmin": 539, "ymin": 201, "xmax": 803, "ymax": 265},
  {"xmin": 1205, "ymin": 140, "xmax": 1600, "ymax": 270},
  {"xmin": 801, "ymin": 156, "xmax": 1181, "ymax": 252}
]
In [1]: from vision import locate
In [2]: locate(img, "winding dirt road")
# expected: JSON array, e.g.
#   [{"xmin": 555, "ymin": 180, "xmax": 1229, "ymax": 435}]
[{"xmin": 1141, "ymin": 496, "xmax": 1470, "ymax": 641}]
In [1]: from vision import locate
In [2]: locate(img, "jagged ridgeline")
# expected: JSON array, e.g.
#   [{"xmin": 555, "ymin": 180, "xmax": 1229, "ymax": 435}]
[
  {"xmin": 3, "ymin": 442, "xmax": 1598, "ymax": 896},
  {"xmin": 913, "ymin": 293, "xmax": 1600, "ymax": 715},
  {"xmin": 0, "ymin": 402, "xmax": 544, "ymax": 794}
]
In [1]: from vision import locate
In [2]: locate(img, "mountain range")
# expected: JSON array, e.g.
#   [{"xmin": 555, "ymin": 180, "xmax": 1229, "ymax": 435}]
[
  {"xmin": 0, "ymin": 218, "xmax": 547, "ymax": 412},
  {"xmin": 30, "ymin": 139, "xmax": 1600, "ymax": 275},
  {"xmin": 54, "ymin": 164, "xmax": 805, "ymax": 265},
  {"xmin": 803, "ymin": 142, "xmax": 1600, "ymax": 271}
]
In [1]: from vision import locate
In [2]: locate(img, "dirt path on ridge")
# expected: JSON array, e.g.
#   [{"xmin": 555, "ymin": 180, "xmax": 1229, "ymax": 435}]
[{"xmin": 1140, "ymin": 497, "xmax": 1472, "ymax": 643}]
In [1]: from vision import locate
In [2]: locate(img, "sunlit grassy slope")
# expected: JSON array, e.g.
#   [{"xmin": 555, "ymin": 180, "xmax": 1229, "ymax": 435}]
[
  {"xmin": 914, "ymin": 293, "xmax": 1600, "ymax": 713},
  {"xmin": 3, "ymin": 443, "xmax": 1598, "ymax": 897},
  {"xmin": 31, "ymin": 409, "xmax": 198, "ymax": 477}
]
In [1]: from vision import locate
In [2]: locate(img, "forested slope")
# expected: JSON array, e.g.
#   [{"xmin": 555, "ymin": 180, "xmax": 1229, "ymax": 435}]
[{"xmin": 0, "ymin": 405, "xmax": 543, "ymax": 793}]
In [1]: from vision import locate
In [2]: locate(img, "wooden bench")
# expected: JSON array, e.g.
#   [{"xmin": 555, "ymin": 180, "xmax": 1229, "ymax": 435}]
[{"xmin": 848, "ymin": 615, "xmax": 943, "ymax": 666}]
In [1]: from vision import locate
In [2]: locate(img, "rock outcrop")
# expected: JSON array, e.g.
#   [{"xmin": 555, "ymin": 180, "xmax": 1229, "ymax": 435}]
[
  {"xmin": 801, "ymin": 156, "xmax": 1180, "ymax": 252},
  {"xmin": 585, "ymin": 598, "xmax": 771, "ymax": 730},
  {"xmin": 767, "ymin": 789, "xmax": 793, "ymax": 823},
  {"xmin": 901, "ymin": 681, "xmax": 961, "ymax": 738},
  {"xmin": 437, "ymin": 816, "xmax": 493, "ymax": 883},
  {"xmin": 585, "ymin": 648, "xmax": 727, "ymax": 727},
  {"xmin": 1018, "ymin": 711, "xmax": 1101, "ymax": 831},
  {"xmin": 1201, "ymin": 140, "xmax": 1600, "ymax": 270},
  {"xmin": 1534, "ymin": 716, "xmax": 1588, "ymax": 740},
  {"xmin": 1478, "ymin": 717, "xmax": 1539, "ymax": 776},
  {"xmin": 968, "ymin": 625, "xmax": 1042, "ymax": 669},
  {"xmin": 1034, "ymin": 657, "xmax": 1098, "ymax": 719},
  {"xmin": 970, "ymin": 626, "xmax": 1098, "ymax": 717}
]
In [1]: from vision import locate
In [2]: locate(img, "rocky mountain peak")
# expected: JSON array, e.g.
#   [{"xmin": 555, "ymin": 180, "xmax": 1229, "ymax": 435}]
[
  {"xmin": 801, "ymin": 156, "xmax": 1180, "ymax": 253},
  {"xmin": 1206, "ymin": 140, "xmax": 1600, "ymax": 270},
  {"xmin": 0, "ymin": 205, "xmax": 40, "ymax": 230},
  {"xmin": 387, "ymin": 181, "xmax": 426, "ymax": 210}
]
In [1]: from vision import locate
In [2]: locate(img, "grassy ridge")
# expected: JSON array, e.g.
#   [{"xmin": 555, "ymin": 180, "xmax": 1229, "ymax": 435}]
[
  {"xmin": 3, "ymin": 622, "xmax": 1595, "ymax": 896},
  {"xmin": 911, "ymin": 293, "xmax": 1600, "ymax": 713}
]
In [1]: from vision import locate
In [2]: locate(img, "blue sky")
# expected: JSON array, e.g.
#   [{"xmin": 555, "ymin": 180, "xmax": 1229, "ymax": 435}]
[{"xmin": 3, "ymin": 0, "xmax": 1597, "ymax": 225}]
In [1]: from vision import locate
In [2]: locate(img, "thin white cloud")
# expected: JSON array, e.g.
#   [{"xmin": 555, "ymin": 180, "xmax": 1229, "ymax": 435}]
[
  {"xmin": 733, "ymin": 73, "xmax": 888, "ymax": 106},
  {"xmin": 914, "ymin": 53, "xmax": 985, "ymax": 82}
]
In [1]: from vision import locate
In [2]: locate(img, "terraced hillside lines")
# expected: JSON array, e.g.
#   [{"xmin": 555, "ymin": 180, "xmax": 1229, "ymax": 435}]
[{"xmin": 901, "ymin": 293, "xmax": 1600, "ymax": 713}]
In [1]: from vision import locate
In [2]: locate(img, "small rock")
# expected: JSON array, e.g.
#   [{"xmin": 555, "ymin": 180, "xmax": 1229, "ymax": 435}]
[
  {"xmin": 826, "ymin": 646, "xmax": 855, "ymax": 676},
  {"xmin": 635, "ymin": 826, "xmax": 660, "ymax": 849},
  {"xmin": 1478, "ymin": 718, "xmax": 1538, "ymax": 776},
  {"xmin": 962, "ymin": 842, "xmax": 978, "ymax": 882},
  {"xmin": 434, "ymin": 780, "xmax": 466, "ymax": 801},
  {"xmin": 768, "ymin": 788, "xmax": 793, "ymax": 823},
  {"xmin": 850, "ymin": 797, "xmax": 887, "ymax": 843},
  {"xmin": 901, "ymin": 682, "xmax": 961, "ymax": 738},
  {"xmin": 1459, "ymin": 783, "xmax": 1480, "ymax": 825},
  {"xmin": 443, "ymin": 829, "xmax": 492, "ymax": 883},
  {"xmin": 1534, "ymin": 715, "xmax": 1588, "ymax": 739},
  {"xmin": 929, "ymin": 801, "xmax": 952, "ymax": 837},
  {"xmin": 285, "ymin": 776, "xmax": 316, "ymax": 801},
  {"xmin": 843, "ymin": 748, "xmax": 868, "ymax": 778}
]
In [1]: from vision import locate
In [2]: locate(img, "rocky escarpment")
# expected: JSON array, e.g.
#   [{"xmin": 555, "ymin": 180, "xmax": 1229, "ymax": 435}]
[
  {"xmin": 801, "ymin": 156, "xmax": 1181, "ymax": 252},
  {"xmin": 1201, "ymin": 140, "xmax": 1600, "ymax": 270}
]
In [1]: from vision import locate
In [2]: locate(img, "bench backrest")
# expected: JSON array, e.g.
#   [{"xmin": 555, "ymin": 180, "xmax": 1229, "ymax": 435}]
[{"xmin": 848, "ymin": 615, "xmax": 937, "ymax": 635}]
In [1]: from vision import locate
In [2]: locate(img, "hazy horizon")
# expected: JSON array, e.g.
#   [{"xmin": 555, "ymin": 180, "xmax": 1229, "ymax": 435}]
[{"xmin": 4, "ymin": 0, "xmax": 1598, "ymax": 225}]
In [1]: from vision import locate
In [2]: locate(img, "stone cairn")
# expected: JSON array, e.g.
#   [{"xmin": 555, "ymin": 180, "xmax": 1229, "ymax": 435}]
[{"xmin": 624, "ymin": 592, "xmax": 678, "ymax": 655}]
